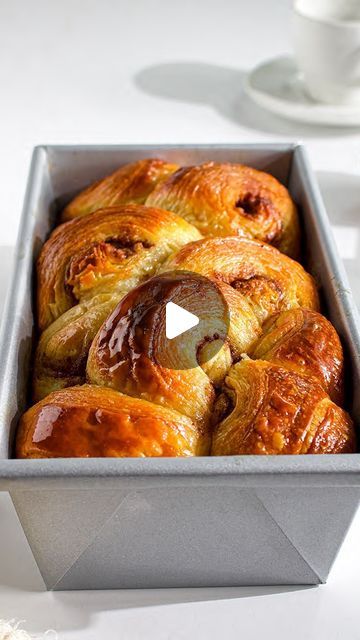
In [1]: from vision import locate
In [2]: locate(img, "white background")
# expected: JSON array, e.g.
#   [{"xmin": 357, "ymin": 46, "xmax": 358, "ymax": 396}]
[{"xmin": 0, "ymin": 0, "xmax": 360, "ymax": 638}]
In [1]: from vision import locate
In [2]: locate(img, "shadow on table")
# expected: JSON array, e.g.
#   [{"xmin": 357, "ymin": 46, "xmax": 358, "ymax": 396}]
[
  {"xmin": 134, "ymin": 62, "xmax": 360, "ymax": 138},
  {"xmin": 51, "ymin": 583, "xmax": 316, "ymax": 628}
]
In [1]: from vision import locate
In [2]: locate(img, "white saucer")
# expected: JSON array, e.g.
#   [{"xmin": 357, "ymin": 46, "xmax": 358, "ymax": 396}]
[{"xmin": 245, "ymin": 55, "xmax": 360, "ymax": 127}]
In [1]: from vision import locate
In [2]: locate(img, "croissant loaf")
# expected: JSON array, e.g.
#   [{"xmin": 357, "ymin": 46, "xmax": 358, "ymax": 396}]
[{"xmin": 16, "ymin": 158, "xmax": 356, "ymax": 458}]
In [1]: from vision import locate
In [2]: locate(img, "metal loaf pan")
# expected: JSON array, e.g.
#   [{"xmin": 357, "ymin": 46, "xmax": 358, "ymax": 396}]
[{"xmin": 0, "ymin": 144, "xmax": 359, "ymax": 591}]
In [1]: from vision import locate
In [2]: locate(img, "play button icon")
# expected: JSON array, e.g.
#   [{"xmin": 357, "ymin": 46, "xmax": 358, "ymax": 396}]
[
  {"xmin": 94, "ymin": 269, "xmax": 230, "ymax": 372},
  {"xmin": 165, "ymin": 301, "xmax": 199, "ymax": 340}
]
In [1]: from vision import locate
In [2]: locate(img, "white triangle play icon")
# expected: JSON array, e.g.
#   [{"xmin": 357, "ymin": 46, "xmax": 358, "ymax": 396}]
[{"xmin": 165, "ymin": 301, "xmax": 199, "ymax": 340}]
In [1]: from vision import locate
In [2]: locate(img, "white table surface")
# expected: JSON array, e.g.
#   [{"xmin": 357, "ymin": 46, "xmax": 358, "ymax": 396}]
[{"xmin": 1, "ymin": 0, "xmax": 360, "ymax": 638}]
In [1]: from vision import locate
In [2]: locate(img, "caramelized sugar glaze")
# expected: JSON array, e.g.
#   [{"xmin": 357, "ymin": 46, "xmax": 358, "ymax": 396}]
[{"xmin": 16, "ymin": 159, "xmax": 356, "ymax": 457}]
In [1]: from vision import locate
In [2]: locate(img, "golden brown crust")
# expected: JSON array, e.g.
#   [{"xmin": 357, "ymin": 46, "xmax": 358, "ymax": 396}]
[
  {"xmin": 34, "ymin": 295, "xmax": 116, "ymax": 400},
  {"xmin": 16, "ymin": 385, "xmax": 208, "ymax": 458},
  {"xmin": 159, "ymin": 237, "xmax": 320, "ymax": 322},
  {"xmin": 38, "ymin": 203, "xmax": 200, "ymax": 331},
  {"xmin": 211, "ymin": 360, "xmax": 355, "ymax": 456},
  {"xmin": 16, "ymin": 159, "xmax": 356, "ymax": 459},
  {"xmin": 250, "ymin": 308, "xmax": 344, "ymax": 404},
  {"xmin": 146, "ymin": 162, "xmax": 300, "ymax": 257},
  {"xmin": 61, "ymin": 159, "xmax": 179, "ymax": 222},
  {"xmin": 34, "ymin": 205, "xmax": 201, "ymax": 400}
]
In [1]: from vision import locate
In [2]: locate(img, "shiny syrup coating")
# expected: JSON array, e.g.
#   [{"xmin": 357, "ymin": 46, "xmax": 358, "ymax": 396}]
[
  {"xmin": 212, "ymin": 360, "xmax": 355, "ymax": 456},
  {"xmin": 16, "ymin": 385, "xmax": 206, "ymax": 458}
]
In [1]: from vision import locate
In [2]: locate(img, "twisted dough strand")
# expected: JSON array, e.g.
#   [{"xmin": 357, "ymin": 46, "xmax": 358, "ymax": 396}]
[
  {"xmin": 39, "ymin": 203, "xmax": 200, "ymax": 330},
  {"xmin": 159, "ymin": 236, "xmax": 319, "ymax": 324},
  {"xmin": 146, "ymin": 162, "xmax": 300, "ymax": 257},
  {"xmin": 34, "ymin": 204, "xmax": 201, "ymax": 400},
  {"xmin": 210, "ymin": 306, "xmax": 353, "ymax": 455},
  {"xmin": 250, "ymin": 308, "xmax": 344, "ymax": 404},
  {"xmin": 211, "ymin": 359, "xmax": 354, "ymax": 456},
  {"xmin": 62, "ymin": 158, "xmax": 179, "ymax": 222}
]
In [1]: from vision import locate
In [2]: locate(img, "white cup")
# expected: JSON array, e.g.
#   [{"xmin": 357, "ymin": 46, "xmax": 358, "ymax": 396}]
[{"xmin": 294, "ymin": 0, "xmax": 360, "ymax": 105}]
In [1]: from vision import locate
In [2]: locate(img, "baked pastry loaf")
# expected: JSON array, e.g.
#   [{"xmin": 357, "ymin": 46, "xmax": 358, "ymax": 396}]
[
  {"xmin": 212, "ymin": 359, "xmax": 354, "ymax": 455},
  {"xmin": 34, "ymin": 204, "xmax": 201, "ymax": 400},
  {"xmin": 16, "ymin": 157, "xmax": 356, "ymax": 458},
  {"xmin": 16, "ymin": 385, "xmax": 209, "ymax": 458},
  {"xmin": 146, "ymin": 162, "xmax": 300, "ymax": 257},
  {"xmin": 62, "ymin": 159, "xmax": 179, "ymax": 222}
]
